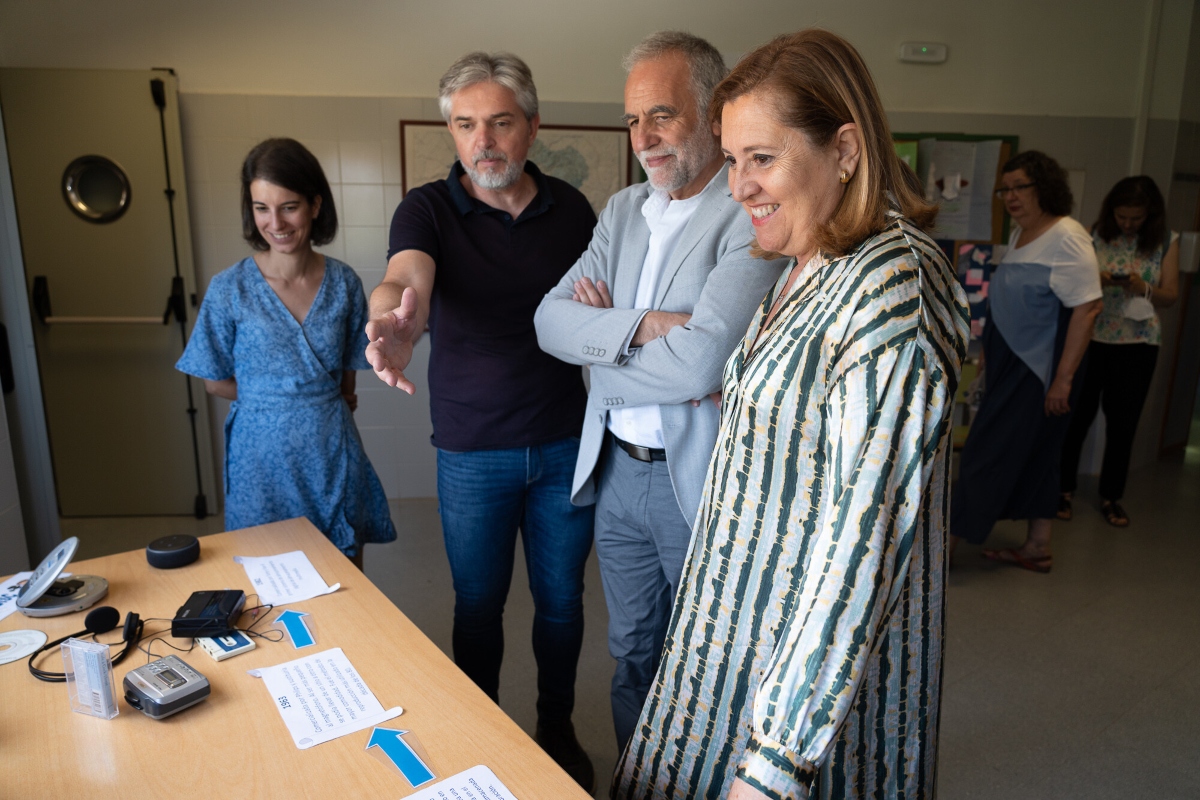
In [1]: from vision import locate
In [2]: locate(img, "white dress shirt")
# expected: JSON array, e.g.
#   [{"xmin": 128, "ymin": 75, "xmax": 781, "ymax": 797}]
[{"xmin": 607, "ymin": 188, "xmax": 704, "ymax": 448}]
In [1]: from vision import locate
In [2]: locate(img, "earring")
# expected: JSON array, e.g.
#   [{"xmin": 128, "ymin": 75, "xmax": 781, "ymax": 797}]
[{"xmin": 839, "ymin": 170, "xmax": 851, "ymax": 184}]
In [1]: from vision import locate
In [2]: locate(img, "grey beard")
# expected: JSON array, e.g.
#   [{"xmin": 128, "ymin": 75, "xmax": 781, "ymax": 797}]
[
  {"xmin": 463, "ymin": 156, "xmax": 525, "ymax": 190},
  {"xmin": 639, "ymin": 126, "xmax": 718, "ymax": 194}
]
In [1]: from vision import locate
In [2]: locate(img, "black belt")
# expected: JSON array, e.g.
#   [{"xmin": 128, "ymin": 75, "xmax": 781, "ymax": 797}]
[{"xmin": 611, "ymin": 433, "xmax": 667, "ymax": 463}]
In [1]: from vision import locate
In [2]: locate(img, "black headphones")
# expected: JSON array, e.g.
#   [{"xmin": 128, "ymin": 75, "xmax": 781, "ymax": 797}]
[{"xmin": 28, "ymin": 606, "xmax": 143, "ymax": 682}]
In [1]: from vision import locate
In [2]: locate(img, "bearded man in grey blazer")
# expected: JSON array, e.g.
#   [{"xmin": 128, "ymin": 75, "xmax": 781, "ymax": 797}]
[{"xmin": 534, "ymin": 31, "xmax": 787, "ymax": 752}]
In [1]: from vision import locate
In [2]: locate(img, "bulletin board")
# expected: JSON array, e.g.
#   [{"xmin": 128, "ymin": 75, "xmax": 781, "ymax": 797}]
[
  {"xmin": 893, "ymin": 135, "xmax": 1024, "ymax": 448},
  {"xmin": 893, "ymin": 132, "xmax": 1019, "ymax": 244},
  {"xmin": 894, "ymin": 132, "xmax": 1020, "ymax": 359}
]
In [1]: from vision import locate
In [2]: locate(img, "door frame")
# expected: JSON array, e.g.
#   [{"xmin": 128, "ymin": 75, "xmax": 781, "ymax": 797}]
[{"xmin": 0, "ymin": 98, "xmax": 60, "ymax": 563}]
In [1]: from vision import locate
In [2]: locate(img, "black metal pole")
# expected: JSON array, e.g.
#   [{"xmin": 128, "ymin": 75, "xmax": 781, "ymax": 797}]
[{"xmin": 151, "ymin": 76, "xmax": 208, "ymax": 519}]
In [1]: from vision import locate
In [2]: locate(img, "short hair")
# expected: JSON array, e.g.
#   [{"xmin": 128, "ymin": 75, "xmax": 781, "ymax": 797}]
[
  {"xmin": 1094, "ymin": 175, "xmax": 1167, "ymax": 254},
  {"xmin": 240, "ymin": 138, "xmax": 337, "ymax": 251},
  {"xmin": 1002, "ymin": 150, "xmax": 1073, "ymax": 218},
  {"xmin": 624, "ymin": 31, "xmax": 727, "ymax": 117},
  {"xmin": 709, "ymin": 29, "xmax": 936, "ymax": 258},
  {"xmin": 438, "ymin": 52, "xmax": 538, "ymax": 122}
]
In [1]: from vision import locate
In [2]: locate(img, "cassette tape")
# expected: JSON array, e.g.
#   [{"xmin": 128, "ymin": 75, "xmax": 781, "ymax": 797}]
[{"xmin": 196, "ymin": 630, "xmax": 256, "ymax": 661}]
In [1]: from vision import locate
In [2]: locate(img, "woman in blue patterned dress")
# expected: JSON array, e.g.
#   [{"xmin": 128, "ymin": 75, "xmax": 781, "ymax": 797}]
[
  {"xmin": 613, "ymin": 30, "xmax": 968, "ymax": 800},
  {"xmin": 177, "ymin": 138, "xmax": 395, "ymax": 566}
]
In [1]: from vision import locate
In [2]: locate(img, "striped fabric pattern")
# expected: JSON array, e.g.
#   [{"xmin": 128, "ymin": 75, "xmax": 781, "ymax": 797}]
[{"xmin": 612, "ymin": 215, "xmax": 969, "ymax": 799}]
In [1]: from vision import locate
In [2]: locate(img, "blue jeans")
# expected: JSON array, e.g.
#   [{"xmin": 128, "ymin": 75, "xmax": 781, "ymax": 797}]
[{"xmin": 436, "ymin": 437, "xmax": 594, "ymax": 723}]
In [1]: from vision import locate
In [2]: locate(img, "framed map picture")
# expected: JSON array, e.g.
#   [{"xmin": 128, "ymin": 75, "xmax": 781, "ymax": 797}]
[{"xmin": 401, "ymin": 121, "xmax": 637, "ymax": 216}]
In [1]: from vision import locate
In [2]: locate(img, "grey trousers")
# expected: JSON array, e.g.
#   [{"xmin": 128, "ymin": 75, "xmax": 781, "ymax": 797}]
[{"xmin": 594, "ymin": 436, "xmax": 693, "ymax": 753}]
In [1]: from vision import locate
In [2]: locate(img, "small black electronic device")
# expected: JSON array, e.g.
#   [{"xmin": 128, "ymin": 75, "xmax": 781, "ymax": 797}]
[
  {"xmin": 146, "ymin": 534, "xmax": 200, "ymax": 569},
  {"xmin": 1111, "ymin": 274, "xmax": 1131, "ymax": 282},
  {"xmin": 123, "ymin": 655, "xmax": 210, "ymax": 719},
  {"xmin": 171, "ymin": 589, "xmax": 246, "ymax": 638}
]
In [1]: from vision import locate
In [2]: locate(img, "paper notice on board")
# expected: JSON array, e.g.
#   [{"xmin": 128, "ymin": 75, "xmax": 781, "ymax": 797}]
[
  {"xmin": 926, "ymin": 140, "xmax": 977, "ymax": 240},
  {"xmin": 234, "ymin": 550, "xmax": 340, "ymax": 606},
  {"xmin": 250, "ymin": 647, "xmax": 402, "ymax": 749},
  {"xmin": 968, "ymin": 139, "xmax": 1002, "ymax": 241},
  {"xmin": 405, "ymin": 765, "xmax": 519, "ymax": 800}
]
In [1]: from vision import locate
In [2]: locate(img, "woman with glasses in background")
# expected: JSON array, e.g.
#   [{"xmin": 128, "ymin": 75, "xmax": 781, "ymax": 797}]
[
  {"xmin": 1058, "ymin": 176, "xmax": 1179, "ymax": 527},
  {"xmin": 951, "ymin": 150, "xmax": 1102, "ymax": 572}
]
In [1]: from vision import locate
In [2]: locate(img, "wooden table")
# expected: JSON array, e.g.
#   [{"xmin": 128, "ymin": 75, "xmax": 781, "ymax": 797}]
[{"xmin": 0, "ymin": 518, "xmax": 590, "ymax": 798}]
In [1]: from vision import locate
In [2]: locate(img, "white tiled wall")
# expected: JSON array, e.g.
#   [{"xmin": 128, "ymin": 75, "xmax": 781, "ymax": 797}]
[
  {"xmin": 178, "ymin": 93, "xmax": 1144, "ymax": 501},
  {"xmin": 177, "ymin": 93, "xmax": 627, "ymax": 503}
]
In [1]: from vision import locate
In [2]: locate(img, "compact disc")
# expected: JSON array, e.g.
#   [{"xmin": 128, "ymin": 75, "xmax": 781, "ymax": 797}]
[{"xmin": 0, "ymin": 629, "xmax": 48, "ymax": 665}]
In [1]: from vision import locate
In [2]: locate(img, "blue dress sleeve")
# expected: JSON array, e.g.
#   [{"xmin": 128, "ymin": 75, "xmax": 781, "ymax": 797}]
[
  {"xmin": 176, "ymin": 268, "xmax": 237, "ymax": 381},
  {"xmin": 340, "ymin": 264, "xmax": 371, "ymax": 372}
]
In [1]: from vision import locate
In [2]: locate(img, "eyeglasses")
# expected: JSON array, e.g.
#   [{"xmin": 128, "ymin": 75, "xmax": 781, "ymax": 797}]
[{"xmin": 994, "ymin": 183, "xmax": 1035, "ymax": 198}]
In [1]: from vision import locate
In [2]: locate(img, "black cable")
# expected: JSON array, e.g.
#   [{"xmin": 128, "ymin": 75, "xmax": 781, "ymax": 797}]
[
  {"xmin": 28, "ymin": 614, "xmax": 145, "ymax": 682},
  {"xmin": 141, "ymin": 631, "xmax": 196, "ymax": 663},
  {"xmin": 150, "ymin": 75, "xmax": 207, "ymax": 520}
]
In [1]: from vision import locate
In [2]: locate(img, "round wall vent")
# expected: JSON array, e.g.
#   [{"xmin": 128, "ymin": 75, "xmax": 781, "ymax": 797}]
[{"xmin": 62, "ymin": 155, "xmax": 131, "ymax": 223}]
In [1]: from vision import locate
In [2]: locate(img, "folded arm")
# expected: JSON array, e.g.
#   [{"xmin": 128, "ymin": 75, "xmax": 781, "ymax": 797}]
[
  {"xmin": 534, "ymin": 202, "xmax": 650, "ymax": 366},
  {"xmin": 588, "ymin": 248, "xmax": 781, "ymax": 407}
]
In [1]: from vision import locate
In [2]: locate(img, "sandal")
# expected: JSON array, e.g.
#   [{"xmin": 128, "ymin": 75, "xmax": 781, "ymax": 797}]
[
  {"xmin": 982, "ymin": 547, "xmax": 1053, "ymax": 573},
  {"xmin": 1057, "ymin": 492, "xmax": 1073, "ymax": 521},
  {"xmin": 1100, "ymin": 500, "xmax": 1129, "ymax": 528}
]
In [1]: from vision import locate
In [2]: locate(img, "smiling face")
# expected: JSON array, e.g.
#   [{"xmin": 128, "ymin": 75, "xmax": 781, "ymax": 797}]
[
  {"xmin": 447, "ymin": 81, "xmax": 538, "ymax": 191},
  {"xmin": 721, "ymin": 90, "xmax": 847, "ymax": 259},
  {"xmin": 250, "ymin": 179, "xmax": 320, "ymax": 254},
  {"xmin": 1113, "ymin": 204, "xmax": 1148, "ymax": 237},
  {"xmin": 996, "ymin": 169, "xmax": 1043, "ymax": 229},
  {"xmin": 623, "ymin": 53, "xmax": 719, "ymax": 199}
]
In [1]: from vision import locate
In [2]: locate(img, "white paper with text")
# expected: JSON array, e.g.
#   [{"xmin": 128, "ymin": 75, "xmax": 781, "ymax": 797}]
[
  {"xmin": 0, "ymin": 571, "xmax": 33, "ymax": 622},
  {"xmin": 234, "ymin": 550, "xmax": 339, "ymax": 605},
  {"xmin": 251, "ymin": 647, "xmax": 401, "ymax": 749},
  {"xmin": 405, "ymin": 765, "xmax": 519, "ymax": 800}
]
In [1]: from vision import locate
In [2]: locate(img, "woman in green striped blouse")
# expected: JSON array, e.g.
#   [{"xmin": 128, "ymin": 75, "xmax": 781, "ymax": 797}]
[{"xmin": 613, "ymin": 30, "xmax": 969, "ymax": 800}]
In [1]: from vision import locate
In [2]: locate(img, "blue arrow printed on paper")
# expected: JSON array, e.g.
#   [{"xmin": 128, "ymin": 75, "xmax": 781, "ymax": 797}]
[
  {"xmin": 276, "ymin": 609, "xmax": 315, "ymax": 648},
  {"xmin": 367, "ymin": 727, "xmax": 435, "ymax": 787}
]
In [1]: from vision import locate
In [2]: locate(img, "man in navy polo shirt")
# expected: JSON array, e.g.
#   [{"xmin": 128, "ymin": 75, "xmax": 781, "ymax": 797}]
[{"xmin": 365, "ymin": 52, "xmax": 596, "ymax": 790}]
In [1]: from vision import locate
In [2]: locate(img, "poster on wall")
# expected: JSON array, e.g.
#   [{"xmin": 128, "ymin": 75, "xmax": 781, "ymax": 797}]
[{"xmin": 400, "ymin": 121, "xmax": 636, "ymax": 217}]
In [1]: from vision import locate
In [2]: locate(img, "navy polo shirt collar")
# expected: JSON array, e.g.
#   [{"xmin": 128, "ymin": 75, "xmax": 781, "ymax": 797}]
[{"xmin": 446, "ymin": 160, "xmax": 555, "ymax": 223}]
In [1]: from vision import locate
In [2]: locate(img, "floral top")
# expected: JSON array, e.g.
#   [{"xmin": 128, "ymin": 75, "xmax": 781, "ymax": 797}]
[{"xmin": 1092, "ymin": 231, "xmax": 1178, "ymax": 346}]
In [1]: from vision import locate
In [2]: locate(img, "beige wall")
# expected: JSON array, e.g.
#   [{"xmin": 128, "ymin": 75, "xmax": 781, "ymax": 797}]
[{"xmin": 0, "ymin": 0, "xmax": 1179, "ymax": 117}]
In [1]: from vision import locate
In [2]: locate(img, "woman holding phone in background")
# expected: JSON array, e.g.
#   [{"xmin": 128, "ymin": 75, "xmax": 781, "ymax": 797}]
[{"xmin": 1058, "ymin": 176, "xmax": 1179, "ymax": 527}]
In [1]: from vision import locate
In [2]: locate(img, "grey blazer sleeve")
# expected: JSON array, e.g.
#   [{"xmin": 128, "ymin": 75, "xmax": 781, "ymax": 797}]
[
  {"xmin": 534, "ymin": 195, "xmax": 647, "ymax": 367},
  {"xmin": 589, "ymin": 241, "xmax": 784, "ymax": 407}
]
